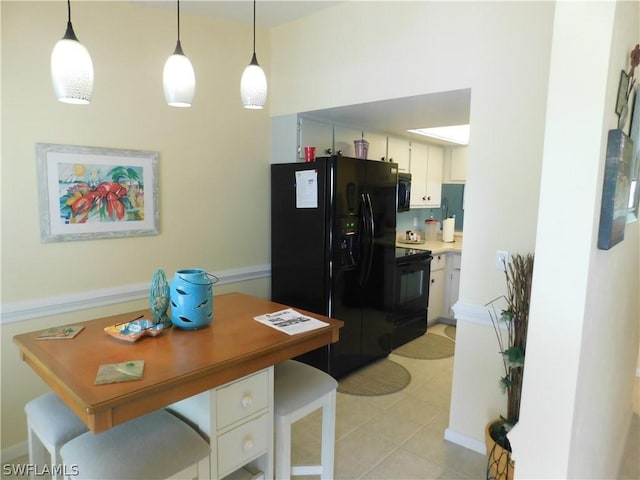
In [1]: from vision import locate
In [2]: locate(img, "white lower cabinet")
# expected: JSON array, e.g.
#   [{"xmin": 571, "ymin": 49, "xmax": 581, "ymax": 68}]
[
  {"xmin": 428, "ymin": 254, "xmax": 447, "ymax": 324},
  {"xmin": 168, "ymin": 367, "xmax": 274, "ymax": 480},
  {"xmin": 445, "ymin": 253, "xmax": 461, "ymax": 318},
  {"xmin": 429, "ymin": 252, "xmax": 461, "ymax": 323}
]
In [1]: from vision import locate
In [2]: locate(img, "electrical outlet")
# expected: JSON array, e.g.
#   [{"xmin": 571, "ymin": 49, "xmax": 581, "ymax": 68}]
[
  {"xmin": 413, "ymin": 217, "xmax": 418, "ymax": 227},
  {"xmin": 496, "ymin": 250, "xmax": 509, "ymax": 270}
]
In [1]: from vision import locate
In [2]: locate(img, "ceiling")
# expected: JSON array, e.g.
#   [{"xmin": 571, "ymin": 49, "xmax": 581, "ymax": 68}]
[
  {"xmin": 136, "ymin": 1, "xmax": 346, "ymax": 27},
  {"xmin": 137, "ymin": 1, "xmax": 471, "ymax": 146},
  {"xmin": 300, "ymin": 90, "xmax": 471, "ymax": 146}
]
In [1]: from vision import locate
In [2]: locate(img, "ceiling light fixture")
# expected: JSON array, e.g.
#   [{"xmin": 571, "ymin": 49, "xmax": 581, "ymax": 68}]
[
  {"xmin": 407, "ymin": 124, "xmax": 470, "ymax": 145},
  {"xmin": 240, "ymin": 0, "xmax": 267, "ymax": 109},
  {"xmin": 50, "ymin": 0, "xmax": 94, "ymax": 104},
  {"xmin": 163, "ymin": 0, "xmax": 196, "ymax": 107}
]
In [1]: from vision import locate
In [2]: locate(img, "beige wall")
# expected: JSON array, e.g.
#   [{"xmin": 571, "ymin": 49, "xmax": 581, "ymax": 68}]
[
  {"xmin": 512, "ymin": 1, "xmax": 640, "ymax": 477},
  {"xmin": 271, "ymin": 0, "xmax": 554, "ymax": 452},
  {"xmin": 1, "ymin": 1, "xmax": 271, "ymax": 451},
  {"xmin": 271, "ymin": 1, "xmax": 639, "ymax": 478}
]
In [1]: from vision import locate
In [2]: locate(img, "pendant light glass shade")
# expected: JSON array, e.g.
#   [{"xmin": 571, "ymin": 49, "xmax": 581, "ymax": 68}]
[
  {"xmin": 163, "ymin": 41, "xmax": 196, "ymax": 107},
  {"xmin": 164, "ymin": 0, "xmax": 195, "ymax": 107},
  {"xmin": 241, "ymin": 53, "xmax": 267, "ymax": 109},
  {"xmin": 50, "ymin": 2, "xmax": 93, "ymax": 104},
  {"xmin": 241, "ymin": 0, "xmax": 267, "ymax": 109}
]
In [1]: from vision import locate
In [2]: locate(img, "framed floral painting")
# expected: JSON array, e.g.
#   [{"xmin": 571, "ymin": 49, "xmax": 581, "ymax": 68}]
[{"xmin": 36, "ymin": 143, "xmax": 159, "ymax": 242}]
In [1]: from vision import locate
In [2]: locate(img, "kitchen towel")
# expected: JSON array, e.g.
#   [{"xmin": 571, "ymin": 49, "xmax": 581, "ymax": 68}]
[{"xmin": 442, "ymin": 217, "xmax": 455, "ymax": 243}]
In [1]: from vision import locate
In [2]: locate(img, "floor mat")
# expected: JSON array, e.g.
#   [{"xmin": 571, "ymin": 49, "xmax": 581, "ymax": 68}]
[
  {"xmin": 337, "ymin": 358, "xmax": 411, "ymax": 396},
  {"xmin": 392, "ymin": 333, "xmax": 455, "ymax": 360},
  {"xmin": 445, "ymin": 325, "xmax": 456, "ymax": 340}
]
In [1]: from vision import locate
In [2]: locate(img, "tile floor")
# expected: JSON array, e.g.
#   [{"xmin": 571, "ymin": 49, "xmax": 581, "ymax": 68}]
[
  {"xmin": 291, "ymin": 323, "xmax": 486, "ymax": 479},
  {"xmin": 2, "ymin": 323, "xmax": 638, "ymax": 479},
  {"xmin": 290, "ymin": 323, "xmax": 640, "ymax": 480}
]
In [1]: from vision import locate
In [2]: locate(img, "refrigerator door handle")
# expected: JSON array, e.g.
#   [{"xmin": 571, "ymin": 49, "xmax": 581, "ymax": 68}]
[{"xmin": 359, "ymin": 193, "xmax": 375, "ymax": 286}]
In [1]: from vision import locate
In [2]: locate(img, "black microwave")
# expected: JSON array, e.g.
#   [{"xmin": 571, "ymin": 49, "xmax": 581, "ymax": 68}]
[{"xmin": 398, "ymin": 173, "xmax": 411, "ymax": 211}]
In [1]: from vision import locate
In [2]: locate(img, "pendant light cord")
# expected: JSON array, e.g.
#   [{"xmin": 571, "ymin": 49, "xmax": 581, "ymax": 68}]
[
  {"xmin": 252, "ymin": 0, "xmax": 256, "ymax": 54},
  {"xmin": 66, "ymin": 0, "xmax": 71, "ymax": 23},
  {"xmin": 177, "ymin": 0, "xmax": 181, "ymax": 42}
]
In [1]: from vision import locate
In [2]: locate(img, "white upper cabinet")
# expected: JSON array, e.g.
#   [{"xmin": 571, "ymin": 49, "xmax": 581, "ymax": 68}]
[
  {"xmin": 443, "ymin": 146, "xmax": 468, "ymax": 183},
  {"xmin": 426, "ymin": 145, "xmax": 443, "ymax": 207},
  {"xmin": 299, "ymin": 117, "xmax": 334, "ymax": 159},
  {"xmin": 410, "ymin": 142, "xmax": 428, "ymax": 207},
  {"xmin": 387, "ymin": 136, "xmax": 411, "ymax": 172},
  {"xmin": 410, "ymin": 142, "xmax": 443, "ymax": 208},
  {"xmin": 364, "ymin": 131, "xmax": 388, "ymax": 162},
  {"xmin": 334, "ymin": 125, "xmax": 363, "ymax": 158}
]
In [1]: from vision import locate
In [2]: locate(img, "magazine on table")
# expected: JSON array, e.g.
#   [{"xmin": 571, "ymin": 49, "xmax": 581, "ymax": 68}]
[{"xmin": 254, "ymin": 308, "xmax": 329, "ymax": 335}]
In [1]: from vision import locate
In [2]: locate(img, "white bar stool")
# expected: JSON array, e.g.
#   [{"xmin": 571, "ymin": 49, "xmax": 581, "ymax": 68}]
[
  {"xmin": 60, "ymin": 409, "xmax": 210, "ymax": 480},
  {"xmin": 274, "ymin": 360, "xmax": 338, "ymax": 480},
  {"xmin": 24, "ymin": 392, "xmax": 89, "ymax": 480}
]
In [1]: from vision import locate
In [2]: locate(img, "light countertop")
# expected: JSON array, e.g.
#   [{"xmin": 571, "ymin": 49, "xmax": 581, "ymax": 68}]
[{"xmin": 396, "ymin": 234, "xmax": 463, "ymax": 254}]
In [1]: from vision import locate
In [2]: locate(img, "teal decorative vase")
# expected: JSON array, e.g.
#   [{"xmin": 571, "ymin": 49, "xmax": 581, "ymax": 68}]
[
  {"xmin": 169, "ymin": 269, "xmax": 215, "ymax": 330},
  {"xmin": 149, "ymin": 268, "xmax": 171, "ymax": 328}
]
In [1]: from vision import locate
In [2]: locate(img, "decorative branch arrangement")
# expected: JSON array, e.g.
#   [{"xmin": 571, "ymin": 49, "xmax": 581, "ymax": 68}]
[{"xmin": 486, "ymin": 252, "xmax": 534, "ymax": 439}]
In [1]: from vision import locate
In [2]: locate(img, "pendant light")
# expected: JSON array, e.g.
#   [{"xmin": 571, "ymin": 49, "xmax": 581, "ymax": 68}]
[
  {"xmin": 240, "ymin": 0, "xmax": 267, "ymax": 109},
  {"xmin": 50, "ymin": 0, "xmax": 94, "ymax": 104},
  {"xmin": 163, "ymin": 0, "xmax": 195, "ymax": 107}
]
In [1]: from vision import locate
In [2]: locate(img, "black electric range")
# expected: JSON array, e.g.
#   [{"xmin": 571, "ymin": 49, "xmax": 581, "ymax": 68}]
[{"xmin": 392, "ymin": 247, "xmax": 433, "ymax": 349}]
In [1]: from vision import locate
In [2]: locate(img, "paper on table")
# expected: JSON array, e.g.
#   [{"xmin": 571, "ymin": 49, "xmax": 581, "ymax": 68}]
[
  {"xmin": 95, "ymin": 360, "xmax": 145, "ymax": 385},
  {"xmin": 254, "ymin": 308, "xmax": 329, "ymax": 335},
  {"xmin": 295, "ymin": 170, "xmax": 318, "ymax": 208}
]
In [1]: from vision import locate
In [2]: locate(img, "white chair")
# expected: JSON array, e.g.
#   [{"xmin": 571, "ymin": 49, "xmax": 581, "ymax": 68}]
[
  {"xmin": 24, "ymin": 392, "xmax": 89, "ymax": 480},
  {"xmin": 60, "ymin": 409, "xmax": 210, "ymax": 480},
  {"xmin": 274, "ymin": 360, "xmax": 338, "ymax": 480}
]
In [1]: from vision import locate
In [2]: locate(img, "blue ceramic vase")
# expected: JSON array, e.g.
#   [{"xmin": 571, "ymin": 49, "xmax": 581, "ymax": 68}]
[{"xmin": 169, "ymin": 269, "xmax": 213, "ymax": 330}]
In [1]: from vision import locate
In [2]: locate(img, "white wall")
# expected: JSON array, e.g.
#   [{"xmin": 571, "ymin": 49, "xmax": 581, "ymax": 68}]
[
  {"xmin": 271, "ymin": 0, "xmax": 554, "ymax": 450},
  {"xmin": 272, "ymin": 1, "xmax": 639, "ymax": 476},
  {"xmin": 511, "ymin": 1, "xmax": 640, "ymax": 478},
  {"xmin": 1, "ymin": 1, "xmax": 271, "ymax": 451}
]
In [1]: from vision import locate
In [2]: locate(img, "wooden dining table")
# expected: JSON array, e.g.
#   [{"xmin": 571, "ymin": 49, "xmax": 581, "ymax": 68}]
[{"xmin": 13, "ymin": 292, "xmax": 343, "ymax": 435}]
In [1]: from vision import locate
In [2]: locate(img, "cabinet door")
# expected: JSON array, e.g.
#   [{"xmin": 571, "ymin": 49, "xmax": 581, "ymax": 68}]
[
  {"xmin": 299, "ymin": 117, "xmax": 333, "ymax": 159},
  {"xmin": 387, "ymin": 137, "xmax": 410, "ymax": 172},
  {"xmin": 409, "ymin": 142, "xmax": 428, "ymax": 207},
  {"xmin": 364, "ymin": 131, "xmax": 388, "ymax": 162},
  {"xmin": 428, "ymin": 268, "xmax": 445, "ymax": 324},
  {"xmin": 450, "ymin": 147, "xmax": 468, "ymax": 182},
  {"xmin": 446, "ymin": 253, "xmax": 461, "ymax": 318},
  {"xmin": 334, "ymin": 125, "xmax": 363, "ymax": 158},
  {"xmin": 425, "ymin": 145, "xmax": 443, "ymax": 207}
]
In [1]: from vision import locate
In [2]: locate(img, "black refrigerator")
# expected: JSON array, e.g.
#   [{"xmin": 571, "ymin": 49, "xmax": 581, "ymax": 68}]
[{"xmin": 271, "ymin": 156, "xmax": 398, "ymax": 378}]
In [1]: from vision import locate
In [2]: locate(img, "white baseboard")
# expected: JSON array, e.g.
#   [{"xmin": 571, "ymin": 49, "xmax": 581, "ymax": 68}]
[
  {"xmin": 444, "ymin": 427, "xmax": 486, "ymax": 455},
  {"xmin": 1, "ymin": 441, "xmax": 27, "ymax": 463},
  {"xmin": 0, "ymin": 264, "xmax": 271, "ymax": 325}
]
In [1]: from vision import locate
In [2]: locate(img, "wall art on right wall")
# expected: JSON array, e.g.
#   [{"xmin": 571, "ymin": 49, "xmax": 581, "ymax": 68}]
[{"xmin": 597, "ymin": 129, "xmax": 632, "ymax": 250}]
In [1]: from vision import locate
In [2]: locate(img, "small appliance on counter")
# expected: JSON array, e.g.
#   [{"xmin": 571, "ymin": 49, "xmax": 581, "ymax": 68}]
[{"xmin": 425, "ymin": 218, "xmax": 440, "ymax": 241}]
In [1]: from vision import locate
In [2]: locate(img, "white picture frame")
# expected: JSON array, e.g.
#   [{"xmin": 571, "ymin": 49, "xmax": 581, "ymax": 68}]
[{"xmin": 36, "ymin": 143, "xmax": 159, "ymax": 242}]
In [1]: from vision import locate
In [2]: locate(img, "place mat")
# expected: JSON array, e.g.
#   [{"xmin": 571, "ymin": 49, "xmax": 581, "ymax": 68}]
[
  {"xmin": 337, "ymin": 358, "xmax": 411, "ymax": 396},
  {"xmin": 392, "ymin": 333, "xmax": 455, "ymax": 360},
  {"xmin": 444, "ymin": 325, "xmax": 457, "ymax": 340}
]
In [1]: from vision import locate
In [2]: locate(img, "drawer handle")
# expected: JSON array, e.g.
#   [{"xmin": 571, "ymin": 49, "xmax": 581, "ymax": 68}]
[
  {"xmin": 242, "ymin": 437, "xmax": 254, "ymax": 452},
  {"xmin": 241, "ymin": 394, "xmax": 253, "ymax": 408}
]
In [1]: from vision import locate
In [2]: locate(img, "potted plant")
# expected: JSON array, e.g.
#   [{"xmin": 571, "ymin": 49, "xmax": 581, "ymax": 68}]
[{"xmin": 485, "ymin": 252, "xmax": 534, "ymax": 480}]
